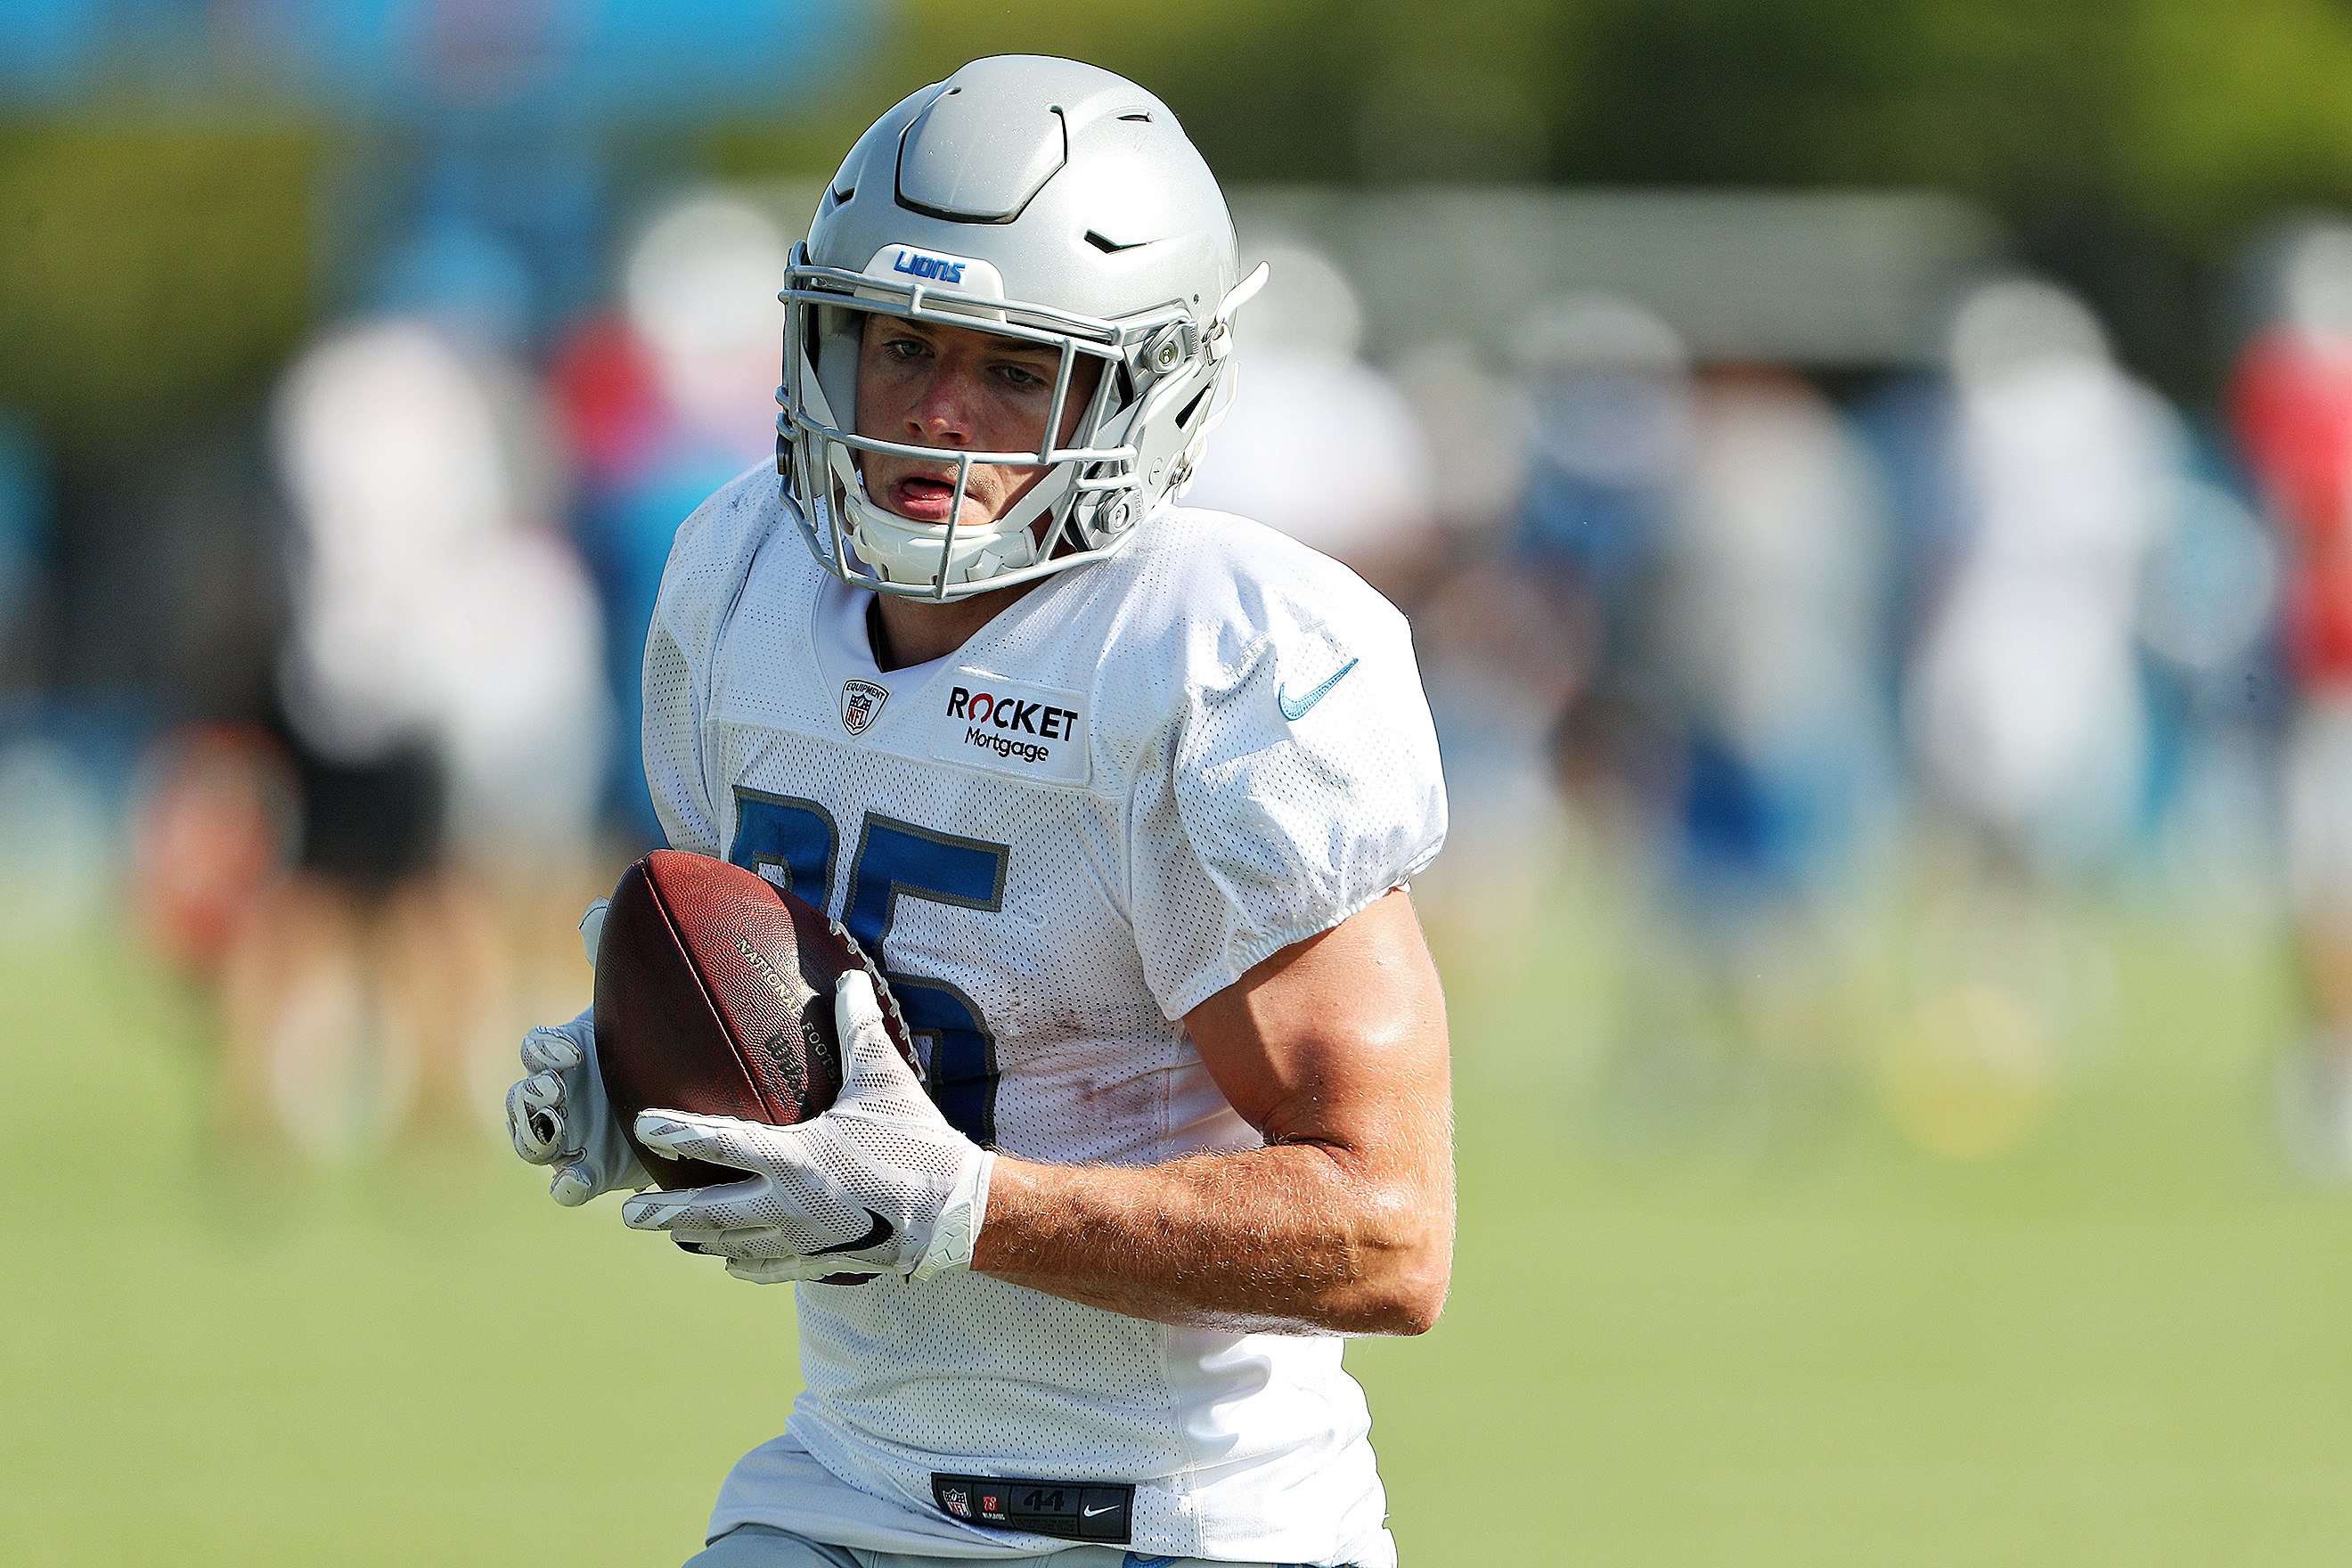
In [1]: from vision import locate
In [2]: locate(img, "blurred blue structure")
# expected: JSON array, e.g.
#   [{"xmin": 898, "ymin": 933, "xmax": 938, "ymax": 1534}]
[
  {"xmin": 0, "ymin": 0, "xmax": 98, "ymax": 96},
  {"xmin": 1, "ymin": 0, "xmax": 870, "ymax": 119},
  {"xmin": 237, "ymin": 0, "xmax": 868, "ymax": 122},
  {"xmin": 247, "ymin": 0, "xmax": 871, "ymax": 334}
]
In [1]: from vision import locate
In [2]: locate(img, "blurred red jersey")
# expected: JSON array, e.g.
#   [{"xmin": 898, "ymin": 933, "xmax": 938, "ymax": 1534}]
[{"xmin": 2233, "ymin": 329, "xmax": 2352, "ymax": 687}]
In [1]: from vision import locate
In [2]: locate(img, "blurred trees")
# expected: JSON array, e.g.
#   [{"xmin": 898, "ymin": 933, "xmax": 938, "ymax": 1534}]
[
  {"xmin": 0, "ymin": 127, "xmax": 315, "ymax": 451},
  {"xmin": 842, "ymin": 0, "xmax": 2352, "ymax": 246},
  {"xmin": 15, "ymin": 0, "xmax": 2352, "ymax": 441},
  {"xmin": 867, "ymin": 0, "xmax": 2352, "ymax": 395}
]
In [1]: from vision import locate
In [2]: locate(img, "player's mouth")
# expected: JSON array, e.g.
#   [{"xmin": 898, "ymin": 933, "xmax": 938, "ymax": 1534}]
[{"xmin": 885, "ymin": 469, "xmax": 991, "ymax": 525}]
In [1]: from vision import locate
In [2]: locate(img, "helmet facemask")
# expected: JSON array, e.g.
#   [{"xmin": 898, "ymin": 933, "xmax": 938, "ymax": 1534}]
[{"xmin": 779, "ymin": 247, "xmax": 1217, "ymax": 600}]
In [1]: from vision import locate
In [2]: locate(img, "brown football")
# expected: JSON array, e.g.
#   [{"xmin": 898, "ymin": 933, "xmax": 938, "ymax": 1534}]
[{"xmin": 592, "ymin": 849, "xmax": 916, "ymax": 1190}]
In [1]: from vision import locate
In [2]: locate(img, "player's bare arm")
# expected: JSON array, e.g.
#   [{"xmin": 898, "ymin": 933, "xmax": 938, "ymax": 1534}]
[{"xmin": 974, "ymin": 888, "xmax": 1454, "ymax": 1336}]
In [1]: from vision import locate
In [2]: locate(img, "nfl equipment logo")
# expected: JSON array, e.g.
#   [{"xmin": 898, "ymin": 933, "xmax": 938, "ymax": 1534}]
[
  {"xmin": 839, "ymin": 679, "xmax": 888, "ymax": 735},
  {"xmin": 943, "ymin": 1487, "xmax": 971, "ymax": 1518}
]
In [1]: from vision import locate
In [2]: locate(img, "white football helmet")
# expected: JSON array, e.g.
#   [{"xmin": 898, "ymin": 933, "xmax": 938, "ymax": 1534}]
[{"xmin": 778, "ymin": 55, "xmax": 1267, "ymax": 599}]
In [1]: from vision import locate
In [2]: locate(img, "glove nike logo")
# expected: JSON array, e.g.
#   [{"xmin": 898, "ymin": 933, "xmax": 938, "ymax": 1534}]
[
  {"xmin": 810, "ymin": 1207, "xmax": 893, "ymax": 1255},
  {"xmin": 1277, "ymin": 657, "xmax": 1357, "ymax": 721}
]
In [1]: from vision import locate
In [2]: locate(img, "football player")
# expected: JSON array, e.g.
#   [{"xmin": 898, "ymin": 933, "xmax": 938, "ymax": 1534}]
[{"xmin": 509, "ymin": 55, "xmax": 1452, "ymax": 1568}]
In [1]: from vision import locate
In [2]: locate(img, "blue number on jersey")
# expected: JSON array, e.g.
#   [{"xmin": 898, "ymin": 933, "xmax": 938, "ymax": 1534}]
[
  {"xmin": 727, "ymin": 788, "xmax": 837, "ymax": 900},
  {"xmin": 842, "ymin": 815, "xmax": 1009, "ymax": 1147},
  {"xmin": 727, "ymin": 791, "xmax": 1009, "ymax": 1146}
]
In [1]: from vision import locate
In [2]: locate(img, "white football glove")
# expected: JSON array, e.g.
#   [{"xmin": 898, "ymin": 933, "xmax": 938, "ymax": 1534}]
[
  {"xmin": 619, "ymin": 968, "xmax": 993, "ymax": 1286},
  {"xmin": 505, "ymin": 900, "xmax": 649, "ymax": 1206}
]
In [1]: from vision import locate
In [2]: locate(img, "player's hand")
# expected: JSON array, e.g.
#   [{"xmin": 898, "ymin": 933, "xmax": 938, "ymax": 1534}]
[
  {"xmin": 619, "ymin": 969, "xmax": 993, "ymax": 1285},
  {"xmin": 505, "ymin": 900, "xmax": 650, "ymax": 1206}
]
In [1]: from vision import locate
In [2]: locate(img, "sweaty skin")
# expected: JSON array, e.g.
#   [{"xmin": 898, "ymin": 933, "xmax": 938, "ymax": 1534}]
[
  {"xmin": 853, "ymin": 319, "xmax": 1456, "ymax": 1335},
  {"xmin": 853, "ymin": 315, "xmax": 1104, "ymax": 668}
]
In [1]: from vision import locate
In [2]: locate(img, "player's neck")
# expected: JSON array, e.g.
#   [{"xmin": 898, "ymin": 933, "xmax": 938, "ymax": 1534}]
[{"xmin": 867, "ymin": 580, "xmax": 1039, "ymax": 672}]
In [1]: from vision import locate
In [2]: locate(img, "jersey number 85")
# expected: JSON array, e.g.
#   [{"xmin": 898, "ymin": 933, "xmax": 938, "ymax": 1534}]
[{"xmin": 728, "ymin": 788, "xmax": 1006, "ymax": 1146}]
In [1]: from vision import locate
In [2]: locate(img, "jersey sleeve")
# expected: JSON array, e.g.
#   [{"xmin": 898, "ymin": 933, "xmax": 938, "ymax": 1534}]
[
  {"xmin": 1126, "ymin": 573, "xmax": 1448, "ymax": 1020},
  {"xmin": 640, "ymin": 465, "xmax": 776, "ymax": 859}
]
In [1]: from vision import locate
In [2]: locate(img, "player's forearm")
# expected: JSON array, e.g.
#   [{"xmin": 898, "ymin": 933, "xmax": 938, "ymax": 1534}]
[{"xmin": 971, "ymin": 1136, "xmax": 1453, "ymax": 1335}]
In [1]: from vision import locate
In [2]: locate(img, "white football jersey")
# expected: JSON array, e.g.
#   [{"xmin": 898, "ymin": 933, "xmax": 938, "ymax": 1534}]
[{"xmin": 641, "ymin": 467, "xmax": 1447, "ymax": 1567}]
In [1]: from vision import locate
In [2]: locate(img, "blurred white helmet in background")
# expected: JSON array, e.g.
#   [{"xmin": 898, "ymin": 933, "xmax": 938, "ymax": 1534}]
[
  {"xmin": 778, "ymin": 54, "xmax": 1264, "ymax": 600},
  {"xmin": 2278, "ymin": 221, "xmax": 2352, "ymax": 343},
  {"xmin": 626, "ymin": 192, "xmax": 789, "ymax": 454},
  {"xmin": 1946, "ymin": 276, "xmax": 2110, "ymax": 387},
  {"xmin": 1229, "ymin": 241, "xmax": 1363, "ymax": 360}
]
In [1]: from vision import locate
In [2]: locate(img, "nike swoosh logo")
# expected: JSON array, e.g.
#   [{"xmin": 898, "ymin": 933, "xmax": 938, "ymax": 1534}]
[
  {"xmin": 810, "ymin": 1207, "xmax": 893, "ymax": 1256},
  {"xmin": 1277, "ymin": 657, "xmax": 1358, "ymax": 721},
  {"xmin": 1081, "ymin": 1504, "xmax": 1119, "ymax": 1519}
]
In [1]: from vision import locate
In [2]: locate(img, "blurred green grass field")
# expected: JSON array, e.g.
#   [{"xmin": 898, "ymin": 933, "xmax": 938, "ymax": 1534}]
[{"xmin": 8, "ymin": 882, "xmax": 2352, "ymax": 1567}]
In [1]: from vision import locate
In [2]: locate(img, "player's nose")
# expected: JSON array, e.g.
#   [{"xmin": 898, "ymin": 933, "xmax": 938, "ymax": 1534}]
[{"xmin": 905, "ymin": 367, "xmax": 978, "ymax": 445}]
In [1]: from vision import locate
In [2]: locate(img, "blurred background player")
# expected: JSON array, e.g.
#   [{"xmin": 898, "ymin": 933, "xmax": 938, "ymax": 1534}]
[
  {"xmin": 1878, "ymin": 278, "xmax": 2189, "ymax": 1156},
  {"xmin": 2232, "ymin": 222, "xmax": 2352, "ymax": 1171},
  {"xmin": 1906, "ymin": 278, "xmax": 2181, "ymax": 880},
  {"xmin": 246, "ymin": 294, "xmax": 609, "ymax": 1158},
  {"xmin": 556, "ymin": 191, "xmax": 793, "ymax": 850}
]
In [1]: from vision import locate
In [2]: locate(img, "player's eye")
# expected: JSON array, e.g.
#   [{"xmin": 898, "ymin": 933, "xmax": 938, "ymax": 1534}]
[
  {"xmin": 879, "ymin": 334, "xmax": 930, "ymax": 363},
  {"xmin": 995, "ymin": 362, "xmax": 1051, "ymax": 390}
]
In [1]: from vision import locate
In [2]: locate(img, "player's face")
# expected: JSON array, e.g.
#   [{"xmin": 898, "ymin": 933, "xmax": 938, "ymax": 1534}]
[{"xmin": 854, "ymin": 316, "xmax": 1103, "ymax": 530}]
